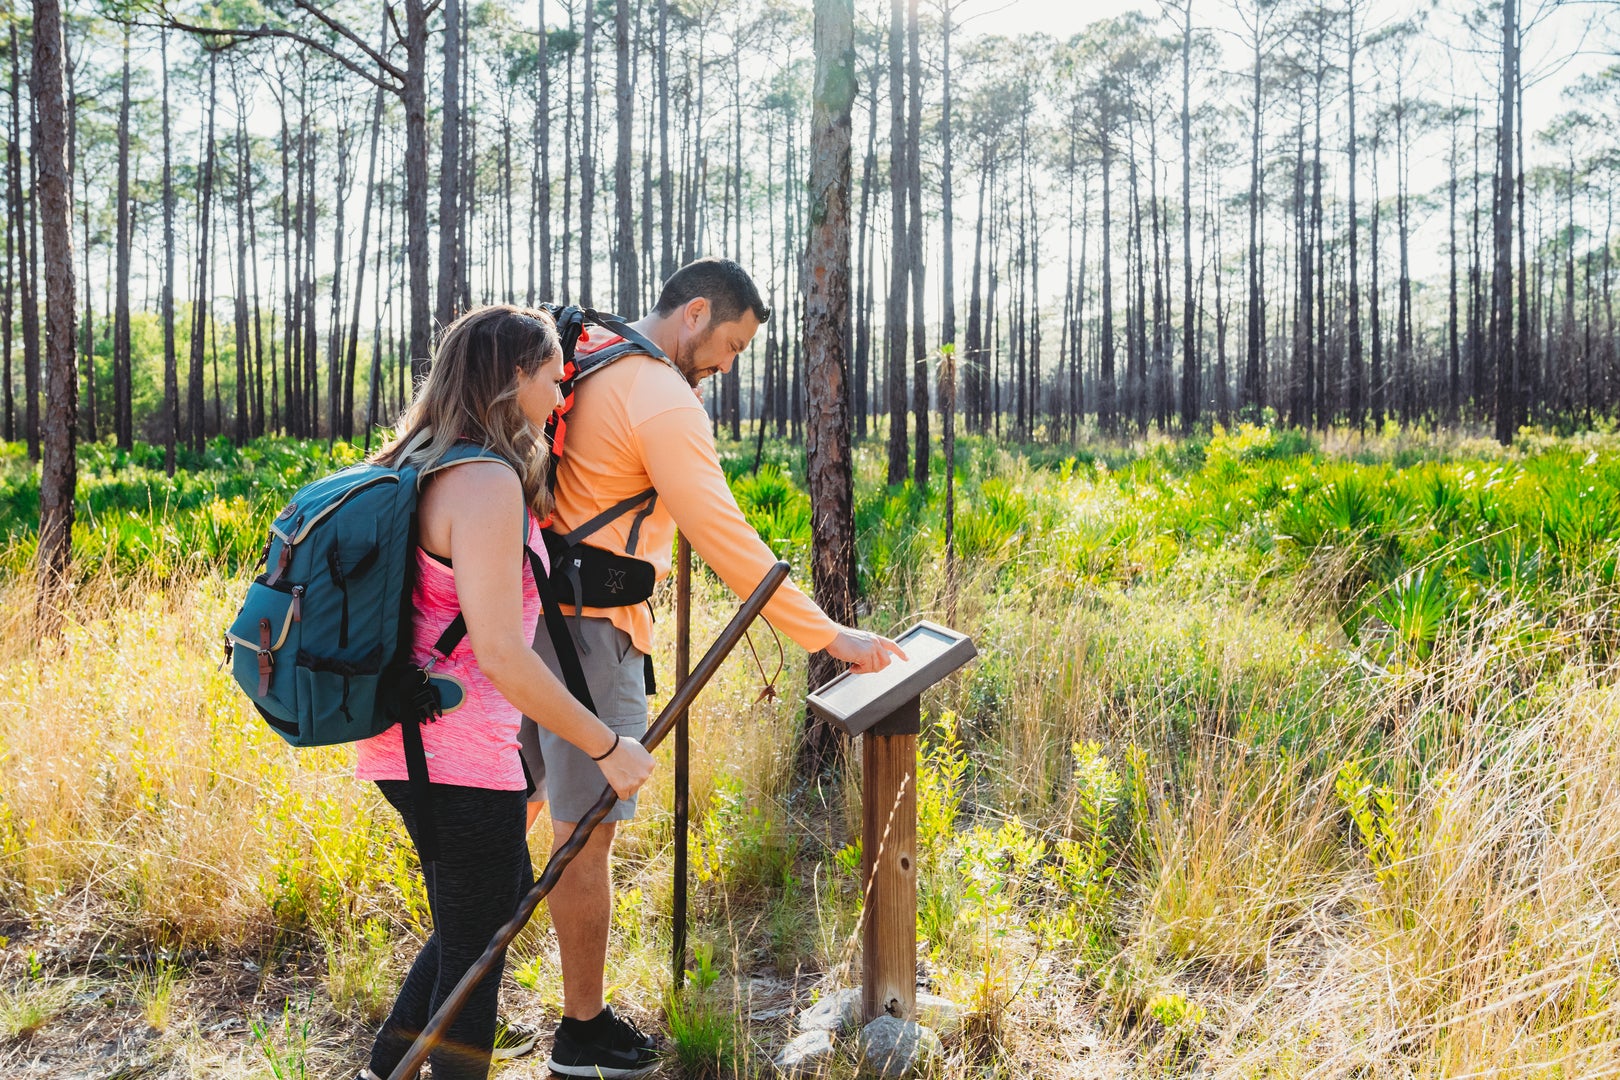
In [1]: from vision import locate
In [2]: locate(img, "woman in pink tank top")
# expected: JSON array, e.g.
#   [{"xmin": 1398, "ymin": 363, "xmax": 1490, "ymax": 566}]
[{"xmin": 355, "ymin": 306, "xmax": 654, "ymax": 1080}]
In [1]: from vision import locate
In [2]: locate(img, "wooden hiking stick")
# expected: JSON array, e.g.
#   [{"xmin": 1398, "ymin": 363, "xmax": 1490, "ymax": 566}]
[{"xmin": 383, "ymin": 561, "xmax": 790, "ymax": 1080}]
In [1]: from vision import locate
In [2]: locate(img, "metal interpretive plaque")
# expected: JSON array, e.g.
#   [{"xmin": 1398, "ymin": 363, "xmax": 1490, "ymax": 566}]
[{"xmin": 808, "ymin": 621, "xmax": 977, "ymax": 737}]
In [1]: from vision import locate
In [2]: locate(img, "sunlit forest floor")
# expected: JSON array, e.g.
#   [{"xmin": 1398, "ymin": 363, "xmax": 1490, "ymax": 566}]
[{"xmin": 2, "ymin": 423, "xmax": 1618, "ymax": 1078}]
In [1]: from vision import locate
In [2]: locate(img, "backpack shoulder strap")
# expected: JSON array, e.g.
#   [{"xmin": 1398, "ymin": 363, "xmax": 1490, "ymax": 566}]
[
  {"xmin": 529, "ymin": 546, "xmax": 599, "ymax": 716},
  {"xmin": 570, "ymin": 309, "xmax": 682, "ymax": 386},
  {"xmin": 410, "ymin": 442, "xmax": 536, "ymax": 669},
  {"xmin": 416, "ymin": 441, "xmax": 514, "ymax": 484},
  {"xmin": 555, "ymin": 488, "xmax": 658, "ymax": 553},
  {"xmin": 582, "ymin": 309, "xmax": 668, "ymax": 362}
]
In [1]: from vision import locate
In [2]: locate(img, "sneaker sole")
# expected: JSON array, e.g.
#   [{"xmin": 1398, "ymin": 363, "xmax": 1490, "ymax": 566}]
[
  {"xmin": 490, "ymin": 1034, "xmax": 540, "ymax": 1061},
  {"xmin": 545, "ymin": 1056, "xmax": 658, "ymax": 1078}
]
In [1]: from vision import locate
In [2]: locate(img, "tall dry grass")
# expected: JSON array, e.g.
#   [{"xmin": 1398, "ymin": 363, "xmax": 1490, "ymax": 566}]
[{"xmin": 836, "ymin": 440, "xmax": 1620, "ymax": 1077}]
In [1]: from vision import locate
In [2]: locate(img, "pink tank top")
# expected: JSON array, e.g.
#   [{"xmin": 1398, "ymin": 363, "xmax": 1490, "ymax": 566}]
[{"xmin": 355, "ymin": 512, "xmax": 547, "ymax": 791}]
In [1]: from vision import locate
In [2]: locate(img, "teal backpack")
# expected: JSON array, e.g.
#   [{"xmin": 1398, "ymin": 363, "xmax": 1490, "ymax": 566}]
[{"xmin": 225, "ymin": 442, "xmax": 515, "ymax": 860}]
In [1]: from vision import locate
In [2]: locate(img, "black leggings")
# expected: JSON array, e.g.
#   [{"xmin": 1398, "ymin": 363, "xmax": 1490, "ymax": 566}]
[{"xmin": 368, "ymin": 781, "xmax": 532, "ymax": 1080}]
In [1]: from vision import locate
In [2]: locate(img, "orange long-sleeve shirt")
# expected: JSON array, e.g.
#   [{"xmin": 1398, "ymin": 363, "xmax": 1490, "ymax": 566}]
[{"xmin": 548, "ymin": 341, "xmax": 840, "ymax": 657}]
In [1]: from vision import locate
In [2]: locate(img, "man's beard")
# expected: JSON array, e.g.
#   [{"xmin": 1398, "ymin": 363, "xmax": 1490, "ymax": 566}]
[{"xmin": 672, "ymin": 327, "xmax": 716, "ymax": 387}]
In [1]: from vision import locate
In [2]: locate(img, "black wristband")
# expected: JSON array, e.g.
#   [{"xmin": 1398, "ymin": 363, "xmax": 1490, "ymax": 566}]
[{"xmin": 590, "ymin": 732, "xmax": 620, "ymax": 762}]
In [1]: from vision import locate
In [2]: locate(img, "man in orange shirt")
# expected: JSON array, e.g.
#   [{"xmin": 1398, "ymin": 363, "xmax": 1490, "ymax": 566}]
[{"xmin": 521, "ymin": 258, "xmax": 902, "ymax": 1078}]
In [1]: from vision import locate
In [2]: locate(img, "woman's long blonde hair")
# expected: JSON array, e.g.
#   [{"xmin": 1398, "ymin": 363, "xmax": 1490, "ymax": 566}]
[{"xmin": 374, "ymin": 305, "xmax": 561, "ymax": 518}]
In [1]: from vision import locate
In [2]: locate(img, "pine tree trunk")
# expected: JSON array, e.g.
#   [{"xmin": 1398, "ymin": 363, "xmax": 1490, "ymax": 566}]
[
  {"xmin": 1245, "ymin": 35, "xmax": 1263, "ymax": 418},
  {"xmin": 1291, "ymin": 118, "xmax": 1308, "ymax": 428},
  {"xmin": 658, "ymin": 0, "xmax": 673, "ymax": 282},
  {"xmin": 246, "ymin": 131, "xmax": 266, "ymax": 437},
  {"xmin": 189, "ymin": 54, "xmax": 218, "ymax": 451},
  {"xmin": 759, "ymin": 112, "xmax": 777, "ymax": 462},
  {"xmin": 1311, "ymin": 56, "xmax": 1328, "ymax": 426},
  {"xmin": 456, "ymin": 5, "xmax": 473, "ymax": 311},
  {"xmin": 1179, "ymin": 0, "xmax": 1196, "ymax": 432},
  {"xmin": 303, "ymin": 117, "xmax": 319, "ymax": 435},
  {"xmin": 1148, "ymin": 124, "xmax": 1167, "ymax": 430},
  {"xmin": 685, "ymin": 37, "xmax": 702, "ymax": 265},
  {"xmin": 639, "ymin": 57, "xmax": 653, "ymax": 313},
  {"xmin": 502, "ymin": 114, "xmax": 515, "ymax": 302},
  {"xmin": 281, "ymin": 89, "xmax": 300, "ymax": 435},
  {"xmin": 537, "ymin": 0, "xmax": 552, "ymax": 302},
  {"xmin": 965, "ymin": 155, "xmax": 986, "ymax": 435},
  {"xmin": 436, "ymin": 0, "xmax": 462, "ymax": 327},
  {"xmin": 1492, "ymin": 0, "xmax": 1516, "ymax": 445},
  {"xmin": 907, "ymin": 0, "xmax": 927, "ymax": 486},
  {"xmin": 853, "ymin": 64, "xmax": 876, "ymax": 441},
  {"xmin": 1030, "ymin": 153, "xmax": 1044, "ymax": 438},
  {"xmin": 1458, "ymin": 111, "xmax": 1470, "ymax": 424},
  {"xmin": 1100, "ymin": 138, "xmax": 1116, "ymax": 432},
  {"xmin": 20, "ymin": 31, "xmax": 41, "ymax": 461},
  {"xmin": 938, "ymin": 3, "xmax": 956, "ymax": 400},
  {"xmin": 1345, "ymin": 7, "xmax": 1363, "ymax": 431},
  {"xmin": 802, "ymin": 0, "xmax": 857, "ymax": 774},
  {"xmin": 1512, "ymin": 55, "xmax": 1529, "ymax": 436},
  {"xmin": 345, "ymin": 44, "xmax": 387, "ymax": 443},
  {"xmin": 233, "ymin": 67, "xmax": 251, "ymax": 446},
  {"xmin": 80, "ymin": 126, "xmax": 95, "ymax": 445},
  {"xmin": 1468, "ymin": 102, "xmax": 1483, "ymax": 414},
  {"xmin": 1370, "ymin": 136, "xmax": 1384, "ymax": 430},
  {"xmin": 1396, "ymin": 90, "xmax": 1412, "ymax": 425},
  {"xmin": 2, "ymin": 44, "xmax": 13, "ymax": 444},
  {"xmin": 304, "ymin": 119, "xmax": 319, "ymax": 436},
  {"xmin": 884, "ymin": 0, "xmax": 908, "ymax": 485},
  {"xmin": 366, "ymin": 132, "xmax": 389, "ymax": 448},
  {"xmin": 161, "ymin": 32, "xmax": 178, "ymax": 468},
  {"xmin": 1060, "ymin": 146, "xmax": 1076, "ymax": 438},
  {"xmin": 1216, "ymin": 177, "xmax": 1228, "ymax": 425},
  {"xmin": 581, "ymin": 0, "xmax": 596, "ymax": 306},
  {"xmin": 401, "ymin": 0, "xmax": 432, "ymax": 377},
  {"xmin": 33, "ymin": 0, "xmax": 77, "ymax": 627},
  {"xmin": 114, "ymin": 31, "xmax": 134, "ymax": 446},
  {"xmin": 615, "ymin": 0, "xmax": 638, "ymax": 314},
  {"xmin": 1074, "ymin": 167, "xmax": 1088, "ymax": 435},
  {"xmin": 988, "ymin": 177, "xmax": 1000, "ymax": 434},
  {"xmin": 562, "ymin": 9, "xmax": 576, "ymax": 302},
  {"xmin": 726, "ymin": 47, "xmax": 743, "ymax": 437},
  {"xmin": 1131, "ymin": 141, "xmax": 1147, "ymax": 431}
]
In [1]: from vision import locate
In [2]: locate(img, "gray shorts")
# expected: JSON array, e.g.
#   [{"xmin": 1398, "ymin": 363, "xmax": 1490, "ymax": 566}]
[{"xmin": 519, "ymin": 614, "xmax": 649, "ymax": 824}]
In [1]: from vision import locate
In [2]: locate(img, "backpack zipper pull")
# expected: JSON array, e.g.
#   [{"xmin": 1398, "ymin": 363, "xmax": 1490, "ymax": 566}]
[{"xmin": 291, "ymin": 585, "xmax": 304, "ymax": 622}]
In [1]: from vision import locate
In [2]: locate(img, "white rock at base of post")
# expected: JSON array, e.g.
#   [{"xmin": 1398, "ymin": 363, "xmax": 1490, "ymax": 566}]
[{"xmin": 858, "ymin": 1015, "xmax": 943, "ymax": 1078}]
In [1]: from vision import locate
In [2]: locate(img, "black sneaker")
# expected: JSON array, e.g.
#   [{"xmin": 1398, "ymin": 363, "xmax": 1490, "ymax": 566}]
[{"xmin": 546, "ymin": 1005, "xmax": 660, "ymax": 1078}]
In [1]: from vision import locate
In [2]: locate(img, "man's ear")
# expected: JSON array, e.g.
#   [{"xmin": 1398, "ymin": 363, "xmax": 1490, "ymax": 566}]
[{"xmin": 683, "ymin": 296, "xmax": 710, "ymax": 332}]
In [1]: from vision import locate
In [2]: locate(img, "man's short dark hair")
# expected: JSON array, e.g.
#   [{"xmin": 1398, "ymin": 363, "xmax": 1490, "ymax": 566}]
[{"xmin": 653, "ymin": 257, "xmax": 771, "ymax": 325}]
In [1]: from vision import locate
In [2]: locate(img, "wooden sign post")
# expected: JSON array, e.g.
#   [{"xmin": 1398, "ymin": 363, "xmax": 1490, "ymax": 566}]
[
  {"xmin": 860, "ymin": 696, "xmax": 920, "ymax": 1020},
  {"xmin": 809, "ymin": 622, "xmax": 976, "ymax": 1023}
]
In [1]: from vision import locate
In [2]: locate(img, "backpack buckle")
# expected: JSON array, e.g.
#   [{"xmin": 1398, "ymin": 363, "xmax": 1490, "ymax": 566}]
[{"xmin": 409, "ymin": 669, "xmax": 443, "ymax": 723}]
